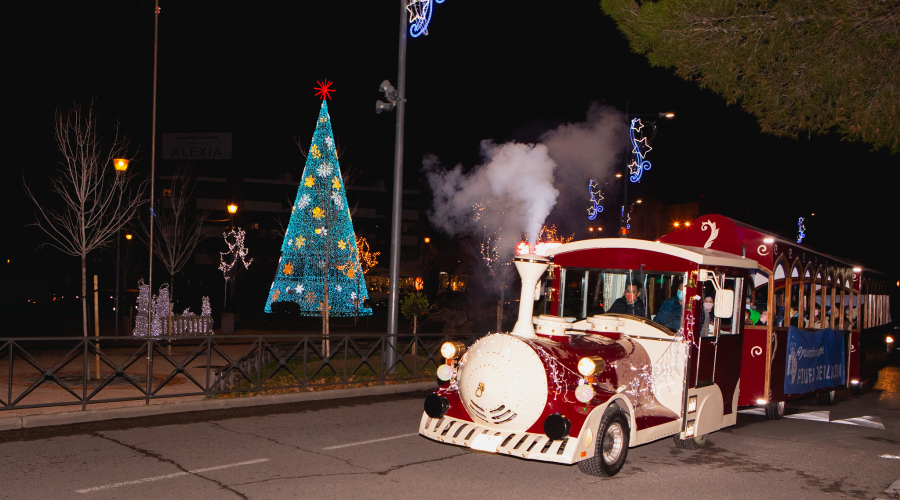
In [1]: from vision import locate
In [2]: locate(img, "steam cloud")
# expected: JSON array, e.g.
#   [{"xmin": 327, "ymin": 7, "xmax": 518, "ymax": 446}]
[{"xmin": 424, "ymin": 102, "xmax": 625, "ymax": 256}]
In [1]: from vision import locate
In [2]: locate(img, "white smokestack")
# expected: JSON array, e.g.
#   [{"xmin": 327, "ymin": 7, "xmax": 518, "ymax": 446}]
[{"xmin": 511, "ymin": 254, "xmax": 550, "ymax": 338}]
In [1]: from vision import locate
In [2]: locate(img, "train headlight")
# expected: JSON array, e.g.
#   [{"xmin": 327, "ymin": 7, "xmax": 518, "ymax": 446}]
[
  {"xmin": 441, "ymin": 341, "xmax": 466, "ymax": 359},
  {"xmin": 577, "ymin": 357, "xmax": 606, "ymax": 377}
]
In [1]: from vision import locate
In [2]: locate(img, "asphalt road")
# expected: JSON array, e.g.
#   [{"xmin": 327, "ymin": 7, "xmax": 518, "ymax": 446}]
[{"xmin": 1, "ymin": 367, "xmax": 898, "ymax": 500}]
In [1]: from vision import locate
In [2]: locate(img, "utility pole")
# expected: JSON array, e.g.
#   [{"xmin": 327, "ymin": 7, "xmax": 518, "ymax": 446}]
[
  {"xmin": 148, "ymin": 0, "xmax": 159, "ymax": 336},
  {"xmin": 385, "ymin": 0, "xmax": 407, "ymax": 373}
]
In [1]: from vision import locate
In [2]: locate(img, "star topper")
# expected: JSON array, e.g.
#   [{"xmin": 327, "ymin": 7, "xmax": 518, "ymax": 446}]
[{"xmin": 314, "ymin": 79, "xmax": 335, "ymax": 100}]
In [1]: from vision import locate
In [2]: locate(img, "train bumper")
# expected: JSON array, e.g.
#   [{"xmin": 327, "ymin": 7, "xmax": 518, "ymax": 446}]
[{"xmin": 418, "ymin": 412, "xmax": 588, "ymax": 464}]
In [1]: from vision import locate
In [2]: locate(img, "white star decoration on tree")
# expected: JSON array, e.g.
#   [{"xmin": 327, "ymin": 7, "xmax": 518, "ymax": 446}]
[
  {"xmin": 317, "ymin": 161, "xmax": 333, "ymax": 178},
  {"xmin": 295, "ymin": 284, "xmax": 304, "ymax": 294}
]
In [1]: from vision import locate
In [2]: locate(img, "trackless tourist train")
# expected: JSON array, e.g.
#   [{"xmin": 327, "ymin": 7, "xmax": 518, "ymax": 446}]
[{"xmin": 418, "ymin": 215, "xmax": 893, "ymax": 477}]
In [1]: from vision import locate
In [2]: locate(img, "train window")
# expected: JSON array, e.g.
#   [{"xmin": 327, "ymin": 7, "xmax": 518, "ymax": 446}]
[{"xmin": 557, "ymin": 268, "xmax": 684, "ymax": 325}]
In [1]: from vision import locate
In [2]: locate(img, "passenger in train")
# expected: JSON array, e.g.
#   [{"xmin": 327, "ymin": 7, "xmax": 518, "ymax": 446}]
[
  {"xmin": 654, "ymin": 289, "xmax": 683, "ymax": 331},
  {"xmin": 607, "ymin": 284, "xmax": 649, "ymax": 318},
  {"xmin": 789, "ymin": 304, "xmax": 801, "ymax": 327},
  {"xmin": 757, "ymin": 307, "xmax": 769, "ymax": 326},
  {"xmin": 809, "ymin": 303, "xmax": 822, "ymax": 328},
  {"xmin": 700, "ymin": 295, "xmax": 715, "ymax": 336},
  {"xmin": 744, "ymin": 308, "xmax": 760, "ymax": 325}
]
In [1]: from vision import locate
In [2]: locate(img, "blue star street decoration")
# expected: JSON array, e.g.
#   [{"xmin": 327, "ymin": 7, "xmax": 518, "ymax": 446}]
[
  {"xmin": 587, "ymin": 179, "xmax": 604, "ymax": 220},
  {"xmin": 628, "ymin": 118, "xmax": 653, "ymax": 183},
  {"xmin": 407, "ymin": 0, "xmax": 448, "ymax": 38}
]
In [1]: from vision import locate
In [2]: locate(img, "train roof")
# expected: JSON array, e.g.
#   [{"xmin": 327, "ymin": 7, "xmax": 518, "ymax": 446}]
[{"xmin": 543, "ymin": 238, "xmax": 758, "ymax": 270}]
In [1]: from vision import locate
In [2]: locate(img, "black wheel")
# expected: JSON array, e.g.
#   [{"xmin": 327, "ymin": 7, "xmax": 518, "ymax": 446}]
[
  {"xmin": 578, "ymin": 407, "xmax": 630, "ymax": 478},
  {"xmin": 673, "ymin": 432, "xmax": 708, "ymax": 450},
  {"xmin": 818, "ymin": 390, "xmax": 836, "ymax": 405},
  {"xmin": 765, "ymin": 401, "xmax": 785, "ymax": 420}
]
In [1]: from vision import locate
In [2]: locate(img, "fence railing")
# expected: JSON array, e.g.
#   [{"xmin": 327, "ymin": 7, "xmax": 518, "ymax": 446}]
[{"xmin": 0, "ymin": 333, "xmax": 478, "ymax": 412}]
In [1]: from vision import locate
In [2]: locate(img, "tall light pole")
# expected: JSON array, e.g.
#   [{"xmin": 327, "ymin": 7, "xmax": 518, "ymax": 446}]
[
  {"xmin": 385, "ymin": 0, "xmax": 408, "ymax": 373},
  {"xmin": 147, "ymin": 0, "xmax": 160, "ymax": 336},
  {"xmin": 113, "ymin": 158, "xmax": 129, "ymax": 335}
]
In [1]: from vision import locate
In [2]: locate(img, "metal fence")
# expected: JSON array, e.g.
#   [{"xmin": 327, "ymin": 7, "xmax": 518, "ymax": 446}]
[{"xmin": 0, "ymin": 333, "xmax": 478, "ymax": 412}]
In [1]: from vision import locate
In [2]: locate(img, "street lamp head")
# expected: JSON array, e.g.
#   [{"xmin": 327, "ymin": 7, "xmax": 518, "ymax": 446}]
[
  {"xmin": 113, "ymin": 158, "xmax": 129, "ymax": 172},
  {"xmin": 424, "ymin": 237, "xmax": 431, "ymax": 243},
  {"xmin": 660, "ymin": 112, "xmax": 675, "ymax": 119},
  {"xmin": 227, "ymin": 203, "xmax": 238, "ymax": 214},
  {"xmin": 615, "ymin": 173, "xmax": 623, "ymax": 178},
  {"xmin": 379, "ymin": 79, "xmax": 396, "ymax": 97},
  {"xmin": 125, "ymin": 234, "xmax": 133, "ymax": 240},
  {"xmin": 376, "ymin": 100, "xmax": 394, "ymax": 114},
  {"xmin": 636, "ymin": 199, "xmax": 642, "ymax": 204}
]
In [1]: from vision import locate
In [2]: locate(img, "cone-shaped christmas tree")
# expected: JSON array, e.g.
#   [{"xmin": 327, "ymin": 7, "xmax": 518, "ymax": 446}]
[{"xmin": 264, "ymin": 100, "xmax": 372, "ymax": 316}]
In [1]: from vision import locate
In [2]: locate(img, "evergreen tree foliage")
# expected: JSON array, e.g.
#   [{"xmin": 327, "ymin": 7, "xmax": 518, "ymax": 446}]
[
  {"xmin": 601, "ymin": 0, "xmax": 899, "ymax": 153},
  {"xmin": 264, "ymin": 101, "xmax": 372, "ymax": 316}
]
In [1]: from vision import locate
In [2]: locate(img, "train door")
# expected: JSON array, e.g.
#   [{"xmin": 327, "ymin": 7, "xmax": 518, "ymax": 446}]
[{"xmin": 692, "ymin": 270, "xmax": 744, "ymax": 413}]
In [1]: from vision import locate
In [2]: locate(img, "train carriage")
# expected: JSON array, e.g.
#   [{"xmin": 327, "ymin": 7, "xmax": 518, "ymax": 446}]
[
  {"xmin": 659, "ymin": 214, "xmax": 894, "ymax": 418},
  {"xmin": 419, "ymin": 238, "xmax": 758, "ymax": 476}
]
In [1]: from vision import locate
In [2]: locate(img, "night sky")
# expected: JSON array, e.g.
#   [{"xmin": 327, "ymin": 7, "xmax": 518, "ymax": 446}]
[{"xmin": 4, "ymin": 0, "xmax": 897, "ymax": 315}]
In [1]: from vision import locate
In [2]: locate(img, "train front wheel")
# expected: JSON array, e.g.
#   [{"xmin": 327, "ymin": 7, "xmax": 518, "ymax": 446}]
[{"xmin": 578, "ymin": 407, "xmax": 630, "ymax": 478}]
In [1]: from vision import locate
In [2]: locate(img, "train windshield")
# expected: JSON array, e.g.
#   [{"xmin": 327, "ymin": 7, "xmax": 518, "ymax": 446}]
[{"xmin": 555, "ymin": 268, "xmax": 686, "ymax": 328}]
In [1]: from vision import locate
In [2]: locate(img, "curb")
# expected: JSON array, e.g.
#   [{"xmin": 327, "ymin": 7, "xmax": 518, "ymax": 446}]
[{"xmin": 0, "ymin": 381, "xmax": 438, "ymax": 431}]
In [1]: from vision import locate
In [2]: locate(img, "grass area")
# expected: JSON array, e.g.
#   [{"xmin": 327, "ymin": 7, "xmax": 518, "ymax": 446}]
[{"xmin": 217, "ymin": 353, "xmax": 441, "ymax": 398}]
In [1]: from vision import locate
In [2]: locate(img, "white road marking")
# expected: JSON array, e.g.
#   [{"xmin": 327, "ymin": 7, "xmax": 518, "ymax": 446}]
[
  {"xmin": 784, "ymin": 411, "xmax": 830, "ymax": 422},
  {"xmin": 880, "ymin": 455, "xmax": 900, "ymax": 459},
  {"xmin": 886, "ymin": 479, "xmax": 900, "ymax": 495},
  {"xmin": 323, "ymin": 432, "xmax": 419, "ymax": 450},
  {"xmin": 832, "ymin": 416, "xmax": 885, "ymax": 429},
  {"xmin": 75, "ymin": 458, "xmax": 270, "ymax": 494}
]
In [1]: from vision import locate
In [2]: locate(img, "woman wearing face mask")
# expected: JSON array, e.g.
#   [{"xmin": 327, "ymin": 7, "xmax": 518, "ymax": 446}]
[
  {"xmin": 700, "ymin": 295, "xmax": 715, "ymax": 336},
  {"xmin": 654, "ymin": 288, "xmax": 684, "ymax": 331}
]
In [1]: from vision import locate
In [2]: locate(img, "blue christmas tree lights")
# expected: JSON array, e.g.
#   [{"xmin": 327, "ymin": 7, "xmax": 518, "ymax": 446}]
[{"xmin": 264, "ymin": 100, "xmax": 372, "ymax": 316}]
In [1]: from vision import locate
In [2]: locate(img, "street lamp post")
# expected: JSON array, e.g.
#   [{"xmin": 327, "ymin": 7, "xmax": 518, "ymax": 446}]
[
  {"xmin": 225, "ymin": 203, "xmax": 238, "ymax": 308},
  {"xmin": 113, "ymin": 159, "xmax": 129, "ymax": 336},
  {"xmin": 147, "ymin": 0, "xmax": 160, "ymax": 342},
  {"xmin": 384, "ymin": 0, "xmax": 408, "ymax": 374}
]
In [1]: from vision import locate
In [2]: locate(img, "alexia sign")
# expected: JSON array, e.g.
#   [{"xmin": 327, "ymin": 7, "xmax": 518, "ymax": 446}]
[{"xmin": 162, "ymin": 133, "xmax": 232, "ymax": 160}]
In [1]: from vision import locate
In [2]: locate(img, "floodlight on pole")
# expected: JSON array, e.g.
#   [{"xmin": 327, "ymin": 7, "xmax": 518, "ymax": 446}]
[{"xmin": 376, "ymin": 80, "xmax": 398, "ymax": 114}]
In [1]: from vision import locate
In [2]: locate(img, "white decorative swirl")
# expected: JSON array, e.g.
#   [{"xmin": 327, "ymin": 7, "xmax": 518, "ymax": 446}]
[
  {"xmin": 700, "ymin": 220, "xmax": 719, "ymax": 249},
  {"xmin": 757, "ymin": 245, "xmax": 768, "ymax": 256},
  {"xmin": 750, "ymin": 346, "xmax": 763, "ymax": 357},
  {"xmin": 850, "ymin": 344, "xmax": 856, "ymax": 352}
]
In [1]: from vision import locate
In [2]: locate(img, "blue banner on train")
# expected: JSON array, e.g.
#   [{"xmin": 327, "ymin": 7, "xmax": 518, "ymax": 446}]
[{"xmin": 784, "ymin": 327, "xmax": 845, "ymax": 395}]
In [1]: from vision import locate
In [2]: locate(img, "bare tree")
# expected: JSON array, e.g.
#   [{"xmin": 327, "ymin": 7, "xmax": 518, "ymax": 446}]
[
  {"xmin": 139, "ymin": 164, "xmax": 207, "ymax": 303},
  {"xmin": 26, "ymin": 103, "xmax": 147, "ymax": 337}
]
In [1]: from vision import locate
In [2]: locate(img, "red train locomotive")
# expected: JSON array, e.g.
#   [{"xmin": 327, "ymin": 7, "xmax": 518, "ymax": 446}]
[{"xmin": 420, "ymin": 238, "xmax": 758, "ymax": 476}]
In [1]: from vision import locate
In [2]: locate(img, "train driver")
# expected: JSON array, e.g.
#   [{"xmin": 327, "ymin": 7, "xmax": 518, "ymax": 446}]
[{"xmin": 608, "ymin": 283, "xmax": 649, "ymax": 318}]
